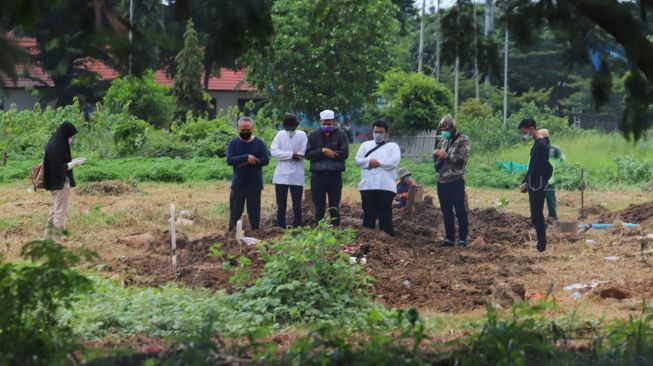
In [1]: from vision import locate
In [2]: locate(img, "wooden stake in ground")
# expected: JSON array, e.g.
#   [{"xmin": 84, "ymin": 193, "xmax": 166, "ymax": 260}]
[
  {"xmin": 170, "ymin": 203, "xmax": 177, "ymax": 273},
  {"xmin": 579, "ymin": 168, "xmax": 587, "ymax": 219},
  {"xmin": 2, "ymin": 152, "xmax": 6, "ymax": 166}
]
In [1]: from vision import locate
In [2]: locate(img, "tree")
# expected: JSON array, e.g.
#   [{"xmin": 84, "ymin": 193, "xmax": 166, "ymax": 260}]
[
  {"xmin": 104, "ymin": 71, "xmax": 175, "ymax": 128},
  {"xmin": 243, "ymin": 0, "xmax": 400, "ymax": 119},
  {"xmin": 165, "ymin": 0, "xmax": 274, "ymax": 90},
  {"xmin": 502, "ymin": 0, "xmax": 653, "ymax": 139},
  {"xmin": 173, "ymin": 20, "xmax": 210, "ymax": 119},
  {"xmin": 377, "ymin": 70, "xmax": 454, "ymax": 132}
]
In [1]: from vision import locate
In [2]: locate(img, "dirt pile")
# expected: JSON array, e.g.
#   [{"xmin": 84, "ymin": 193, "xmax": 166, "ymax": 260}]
[
  {"xmin": 77, "ymin": 180, "xmax": 137, "ymax": 196},
  {"xmin": 103, "ymin": 198, "xmax": 541, "ymax": 312},
  {"xmin": 601, "ymin": 202, "xmax": 653, "ymax": 224}
]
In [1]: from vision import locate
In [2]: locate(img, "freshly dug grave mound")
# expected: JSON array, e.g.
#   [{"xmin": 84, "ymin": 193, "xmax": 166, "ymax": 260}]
[
  {"xmin": 600, "ymin": 202, "xmax": 653, "ymax": 224},
  {"xmin": 77, "ymin": 180, "xmax": 137, "ymax": 196},
  {"xmin": 103, "ymin": 197, "xmax": 541, "ymax": 312}
]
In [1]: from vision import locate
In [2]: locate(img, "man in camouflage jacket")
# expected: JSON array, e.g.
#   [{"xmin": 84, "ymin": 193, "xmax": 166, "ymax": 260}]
[{"xmin": 434, "ymin": 115, "xmax": 471, "ymax": 247}]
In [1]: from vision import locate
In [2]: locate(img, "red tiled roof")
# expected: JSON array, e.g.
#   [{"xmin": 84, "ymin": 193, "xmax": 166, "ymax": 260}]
[{"xmin": 1, "ymin": 37, "xmax": 254, "ymax": 91}]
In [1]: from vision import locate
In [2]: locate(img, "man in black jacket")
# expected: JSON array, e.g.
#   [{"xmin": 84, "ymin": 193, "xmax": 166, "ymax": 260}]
[
  {"xmin": 305, "ymin": 110, "xmax": 349, "ymax": 226},
  {"xmin": 518, "ymin": 118, "xmax": 552, "ymax": 252}
]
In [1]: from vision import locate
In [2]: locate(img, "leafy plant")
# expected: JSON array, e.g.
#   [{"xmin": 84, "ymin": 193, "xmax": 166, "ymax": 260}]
[
  {"xmin": 229, "ymin": 224, "xmax": 373, "ymax": 324},
  {"xmin": 0, "ymin": 240, "xmax": 96, "ymax": 365},
  {"xmin": 103, "ymin": 71, "xmax": 175, "ymax": 129}
]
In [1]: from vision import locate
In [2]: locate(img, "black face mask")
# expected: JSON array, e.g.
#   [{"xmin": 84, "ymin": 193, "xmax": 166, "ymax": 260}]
[
  {"xmin": 544, "ymin": 137, "xmax": 550, "ymax": 143},
  {"xmin": 239, "ymin": 131, "xmax": 252, "ymax": 140}
]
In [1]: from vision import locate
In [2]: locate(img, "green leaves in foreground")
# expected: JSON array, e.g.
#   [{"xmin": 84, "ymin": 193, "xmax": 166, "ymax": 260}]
[
  {"xmin": 228, "ymin": 223, "xmax": 374, "ymax": 324},
  {"xmin": 0, "ymin": 240, "xmax": 96, "ymax": 365}
]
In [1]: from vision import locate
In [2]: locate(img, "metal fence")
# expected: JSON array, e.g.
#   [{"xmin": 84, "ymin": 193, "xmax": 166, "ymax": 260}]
[{"xmin": 391, "ymin": 130, "xmax": 439, "ymax": 162}]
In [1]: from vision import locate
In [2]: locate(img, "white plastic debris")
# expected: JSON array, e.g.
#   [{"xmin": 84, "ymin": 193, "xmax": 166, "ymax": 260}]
[
  {"xmin": 241, "ymin": 237, "xmax": 260, "ymax": 246},
  {"xmin": 585, "ymin": 239, "xmax": 596, "ymax": 245},
  {"xmin": 349, "ymin": 256, "xmax": 358, "ymax": 265},
  {"xmin": 360, "ymin": 256, "xmax": 367, "ymax": 265},
  {"xmin": 570, "ymin": 291, "xmax": 583, "ymax": 300},
  {"xmin": 26, "ymin": 187, "xmax": 33, "ymax": 193},
  {"xmin": 563, "ymin": 283, "xmax": 586, "ymax": 291},
  {"xmin": 402, "ymin": 280, "xmax": 411, "ymax": 288},
  {"xmin": 179, "ymin": 210, "xmax": 191, "ymax": 217},
  {"xmin": 604, "ymin": 256, "xmax": 619, "ymax": 262}
]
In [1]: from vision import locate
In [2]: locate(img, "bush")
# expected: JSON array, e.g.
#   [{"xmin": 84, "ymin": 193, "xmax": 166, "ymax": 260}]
[
  {"xmin": 377, "ymin": 70, "xmax": 454, "ymax": 132},
  {"xmin": 175, "ymin": 116, "xmax": 236, "ymax": 158},
  {"xmin": 76, "ymin": 168, "xmax": 120, "ymax": 183},
  {"xmin": 103, "ymin": 71, "xmax": 175, "ymax": 129},
  {"xmin": 0, "ymin": 241, "xmax": 95, "ymax": 365},
  {"xmin": 112, "ymin": 118, "xmax": 150, "ymax": 156},
  {"xmin": 228, "ymin": 225, "xmax": 373, "ymax": 324},
  {"xmin": 459, "ymin": 98, "xmax": 493, "ymax": 120}
]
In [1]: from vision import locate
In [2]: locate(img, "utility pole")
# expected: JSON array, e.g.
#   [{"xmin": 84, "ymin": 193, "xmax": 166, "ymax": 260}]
[
  {"xmin": 128, "ymin": 0, "xmax": 133, "ymax": 75},
  {"xmin": 435, "ymin": 0, "xmax": 441, "ymax": 81},
  {"xmin": 473, "ymin": 0, "xmax": 480, "ymax": 100},
  {"xmin": 418, "ymin": 0, "xmax": 426, "ymax": 73},
  {"xmin": 503, "ymin": 27, "xmax": 508, "ymax": 126},
  {"xmin": 484, "ymin": 0, "xmax": 494, "ymax": 85}
]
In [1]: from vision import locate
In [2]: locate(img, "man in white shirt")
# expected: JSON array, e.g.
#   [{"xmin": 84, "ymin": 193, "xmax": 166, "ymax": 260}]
[
  {"xmin": 271, "ymin": 114, "xmax": 308, "ymax": 228},
  {"xmin": 355, "ymin": 119, "xmax": 401, "ymax": 236}
]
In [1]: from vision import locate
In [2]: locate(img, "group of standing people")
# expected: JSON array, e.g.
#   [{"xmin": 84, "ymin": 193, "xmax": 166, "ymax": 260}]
[{"xmin": 42, "ymin": 113, "xmax": 563, "ymax": 253}]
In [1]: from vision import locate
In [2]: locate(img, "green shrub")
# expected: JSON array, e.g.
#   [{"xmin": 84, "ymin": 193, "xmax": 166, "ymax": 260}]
[
  {"xmin": 0, "ymin": 241, "xmax": 95, "ymax": 365},
  {"xmin": 76, "ymin": 168, "xmax": 120, "ymax": 183},
  {"xmin": 377, "ymin": 70, "xmax": 454, "ymax": 132},
  {"xmin": 228, "ymin": 225, "xmax": 373, "ymax": 324},
  {"xmin": 134, "ymin": 166, "xmax": 185, "ymax": 182},
  {"xmin": 459, "ymin": 98, "xmax": 493, "ymax": 120},
  {"xmin": 103, "ymin": 71, "xmax": 175, "ymax": 129},
  {"xmin": 112, "ymin": 118, "xmax": 150, "ymax": 156},
  {"xmin": 176, "ymin": 116, "xmax": 236, "ymax": 158},
  {"xmin": 614, "ymin": 156, "xmax": 653, "ymax": 183}
]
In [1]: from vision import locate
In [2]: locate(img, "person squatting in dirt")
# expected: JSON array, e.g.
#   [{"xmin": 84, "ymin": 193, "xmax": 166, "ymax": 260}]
[
  {"xmin": 270, "ymin": 114, "xmax": 308, "ymax": 228},
  {"xmin": 518, "ymin": 118, "xmax": 553, "ymax": 252},
  {"xmin": 433, "ymin": 115, "xmax": 471, "ymax": 247},
  {"xmin": 355, "ymin": 119, "xmax": 401, "ymax": 236},
  {"xmin": 43, "ymin": 121, "xmax": 86, "ymax": 244},
  {"xmin": 304, "ymin": 109, "xmax": 350, "ymax": 226},
  {"xmin": 227, "ymin": 116, "xmax": 270, "ymax": 231},
  {"xmin": 394, "ymin": 167, "xmax": 417, "ymax": 208}
]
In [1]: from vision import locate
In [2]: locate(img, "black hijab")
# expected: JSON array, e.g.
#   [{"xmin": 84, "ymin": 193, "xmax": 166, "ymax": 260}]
[{"xmin": 44, "ymin": 121, "xmax": 78, "ymax": 190}]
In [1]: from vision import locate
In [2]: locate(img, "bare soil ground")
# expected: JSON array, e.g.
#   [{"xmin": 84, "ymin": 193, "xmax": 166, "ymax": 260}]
[{"xmin": 1, "ymin": 181, "xmax": 652, "ymax": 315}]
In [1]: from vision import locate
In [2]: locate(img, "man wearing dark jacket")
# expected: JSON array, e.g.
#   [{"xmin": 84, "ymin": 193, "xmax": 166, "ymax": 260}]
[
  {"xmin": 518, "ymin": 118, "xmax": 552, "ymax": 252},
  {"xmin": 227, "ymin": 117, "xmax": 270, "ymax": 231},
  {"xmin": 305, "ymin": 109, "xmax": 349, "ymax": 226}
]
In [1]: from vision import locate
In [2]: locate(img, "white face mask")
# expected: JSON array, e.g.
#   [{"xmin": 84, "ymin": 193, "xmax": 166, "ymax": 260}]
[
  {"xmin": 373, "ymin": 132, "xmax": 386, "ymax": 144},
  {"xmin": 522, "ymin": 133, "xmax": 532, "ymax": 141}
]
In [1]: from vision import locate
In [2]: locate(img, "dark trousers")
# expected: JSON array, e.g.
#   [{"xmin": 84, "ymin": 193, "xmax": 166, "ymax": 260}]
[
  {"xmin": 545, "ymin": 183, "xmax": 557, "ymax": 219},
  {"xmin": 437, "ymin": 179, "xmax": 468, "ymax": 242},
  {"xmin": 528, "ymin": 189, "xmax": 547, "ymax": 250},
  {"xmin": 229, "ymin": 188, "xmax": 261, "ymax": 231},
  {"xmin": 275, "ymin": 184, "xmax": 303, "ymax": 228},
  {"xmin": 360, "ymin": 190, "xmax": 395, "ymax": 236},
  {"xmin": 311, "ymin": 172, "xmax": 342, "ymax": 226}
]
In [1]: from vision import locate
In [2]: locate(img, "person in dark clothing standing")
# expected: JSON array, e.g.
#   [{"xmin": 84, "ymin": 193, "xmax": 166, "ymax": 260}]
[
  {"xmin": 433, "ymin": 115, "xmax": 471, "ymax": 247},
  {"xmin": 518, "ymin": 118, "xmax": 552, "ymax": 252},
  {"xmin": 43, "ymin": 121, "xmax": 86, "ymax": 244},
  {"xmin": 305, "ymin": 109, "xmax": 349, "ymax": 226},
  {"xmin": 227, "ymin": 116, "xmax": 269, "ymax": 231}
]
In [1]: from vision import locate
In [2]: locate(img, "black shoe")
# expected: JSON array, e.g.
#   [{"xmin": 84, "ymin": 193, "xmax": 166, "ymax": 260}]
[
  {"xmin": 457, "ymin": 240, "xmax": 468, "ymax": 247},
  {"xmin": 441, "ymin": 239, "xmax": 455, "ymax": 247},
  {"xmin": 537, "ymin": 244, "xmax": 546, "ymax": 252}
]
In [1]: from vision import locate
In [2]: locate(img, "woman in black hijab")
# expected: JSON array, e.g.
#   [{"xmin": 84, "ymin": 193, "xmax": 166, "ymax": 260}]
[{"xmin": 43, "ymin": 121, "xmax": 85, "ymax": 243}]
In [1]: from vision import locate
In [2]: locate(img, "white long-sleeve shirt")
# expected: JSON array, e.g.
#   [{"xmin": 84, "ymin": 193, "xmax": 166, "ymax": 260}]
[
  {"xmin": 270, "ymin": 130, "xmax": 308, "ymax": 186},
  {"xmin": 355, "ymin": 140, "xmax": 401, "ymax": 193}
]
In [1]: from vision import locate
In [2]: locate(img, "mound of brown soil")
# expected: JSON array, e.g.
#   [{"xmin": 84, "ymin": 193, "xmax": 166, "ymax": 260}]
[
  {"xmin": 600, "ymin": 202, "xmax": 653, "ymax": 224},
  {"xmin": 77, "ymin": 180, "xmax": 137, "ymax": 196},
  {"xmin": 103, "ymin": 198, "xmax": 541, "ymax": 312}
]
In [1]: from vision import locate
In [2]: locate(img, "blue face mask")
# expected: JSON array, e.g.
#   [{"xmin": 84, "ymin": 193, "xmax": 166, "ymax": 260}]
[
  {"xmin": 321, "ymin": 126, "xmax": 335, "ymax": 133},
  {"xmin": 442, "ymin": 131, "xmax": 452, "ymax": 139}
]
